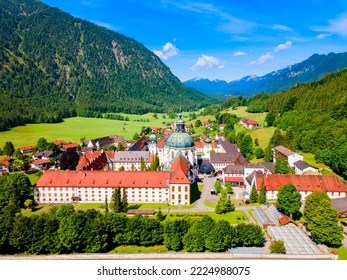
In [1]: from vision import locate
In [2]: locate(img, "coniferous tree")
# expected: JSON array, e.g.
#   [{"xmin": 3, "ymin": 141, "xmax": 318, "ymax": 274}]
[
  {"xmin": 121, "ymin": 188, "xmax": 128, "ymax": 213},
  {"xmin": 112, "ymin": 188, "xmax": 122, "ymax": 213},
  {"xmin": 215, "ymin": 189, "xmax": 235, "ymax": 214},
  {"xmin": 258, "ymin": 180, "xmax": 267, "ymax": 204},
  {"xmin": 249, "ymin": 184, "xmax": 258, "ymax": 203},
  {"xmin": 3, "ymin": 141, "xmax": 15, "ymax": 156}
]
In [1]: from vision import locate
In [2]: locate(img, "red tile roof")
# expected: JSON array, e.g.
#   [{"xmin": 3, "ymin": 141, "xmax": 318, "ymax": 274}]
[
  {"xmin": 52, "ymin": 140, "xmax": 66, "ymax": 146},
  {"xmin": 245, "ymin": 119, "xmax": 259, "ymax": 125},
  {"xmin": 194, "ymin": 142, "xmax": 204, "ymax": 148},
  {"xmin": 224, "ymin": 176, "xmax": 244, "ymax": 183},
  {"xmin": 256, "ymin": 174, "xmax": 347, "ymax": 193},
  {"xmin": 169, "ymin": 154, "xmax": 190, "ymax": 184},
  {"xmin": 36, "ymin": 170, "xmax": 171, "ymax": 188},
  {"xmin": 0, "ymin": 158, "xmax": 11, "ymax": 167},
  {"xmin": 32, "ymin": 159, "xmax": 51, "ymax": 165},
  {"xmin": 63, "ymin": 143, "xmax": 78, "ymax": 150},
  {"xmin": 20, "ymin": 145, "xmax": 35, "ymax": 151}
]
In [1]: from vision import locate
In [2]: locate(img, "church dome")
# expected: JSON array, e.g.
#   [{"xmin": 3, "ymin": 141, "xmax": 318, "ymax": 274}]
[
  {"xmin": 166, "ymin": 110, "xmax": 194, "ymax": 149},
  {"xmin": 204, "ymin": 137, "xmax": 211, "ymax": 144},
  {"xmin": 166, "ymin": 132, "xmax": 194, "ymax": 149},
  {"xmin": 149, "ymin": 133, "xmax": 156, "ymax": 142}
]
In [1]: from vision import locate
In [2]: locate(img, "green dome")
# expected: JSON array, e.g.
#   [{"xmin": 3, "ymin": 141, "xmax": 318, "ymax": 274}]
[
  {"xmin": 166, "ymin": 132, "xmax": 194, "ymax": 149},
  {"xmin": 204, "ymin": 137, "xmax": 211, "ymax": 144},
  {"xmin": 149, "ymin": 133, "xmax": 156, "ymax": 142}
]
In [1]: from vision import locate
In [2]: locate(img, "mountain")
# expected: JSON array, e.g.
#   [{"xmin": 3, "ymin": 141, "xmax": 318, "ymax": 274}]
[
  {"xmin": 184, "ymin": 52, "xmax": 347, "ymax": 97},
  {"xmin": 0, "ymin": 0, "xmax": 214, "ymax": 131}
]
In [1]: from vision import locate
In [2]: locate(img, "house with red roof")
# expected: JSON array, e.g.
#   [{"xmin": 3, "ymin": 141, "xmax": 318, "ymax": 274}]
[
  {"xmin": 35, "ymin": 153, "xmax": 192, "ymax": 205},
  {"xmin": 31, "ymin": 159, "xmax": 51, "ymax": 170},
  {"xmin": 240, "ymin": 119, "xmax": 259, "ymax": 129},
  {"xmin": 246, "ymin": 172, "xmax": 347, "ymax": 201},
  {"xmin": 0, "ymin": 157, "xmax": 12, "ymax": 174},
  {"xmin": 19, "ymin": 145, "xmax": 35, "ymax": 154}
]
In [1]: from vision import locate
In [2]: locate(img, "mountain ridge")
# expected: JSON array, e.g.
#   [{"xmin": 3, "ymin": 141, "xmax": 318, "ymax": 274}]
[
  {"xmin": 184, "ymin": 52, "xmax": 347, "ymax": 97},
  {"xmin": 0, "ymin": 0, "xmax": 214, "ymax": 131}
]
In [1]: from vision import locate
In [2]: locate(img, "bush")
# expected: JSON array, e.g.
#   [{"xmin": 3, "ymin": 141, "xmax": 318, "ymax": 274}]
[{"xmin": 269, "ymin": 240, "xmax": 286, "ymax": 254}]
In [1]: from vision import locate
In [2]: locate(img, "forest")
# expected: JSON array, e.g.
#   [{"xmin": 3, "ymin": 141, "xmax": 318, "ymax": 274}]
[{"xmin": 0, "ymin": 0, "xmax": 214, "ymax": 131}]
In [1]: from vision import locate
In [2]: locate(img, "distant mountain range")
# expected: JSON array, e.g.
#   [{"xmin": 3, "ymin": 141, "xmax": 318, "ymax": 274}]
[
  {"xmin": 184, "ymin": 52, "xmax": 347, "ymax": 97},
  {"xmin": 0, "ymin": 0, "xmax": 214, "ymax": 131}
]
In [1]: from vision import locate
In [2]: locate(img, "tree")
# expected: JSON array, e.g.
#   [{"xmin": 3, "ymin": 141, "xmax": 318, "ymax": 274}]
[
  {"xmin": 36, "ymin": 137, "xmax": 49, "ymax": 152},
  {"xmin": 164, "ymin": 218, "xmax": 190, "ymax": 251},
  {"xmin": 240, "ymin": 135, "xmax": 253, "ymax": 158},
  {"xmin": 156, "ymin": 207, "xmax": 166, "ymax": 222},
  {"xmin": 232, "ymin": 223, "xmax": 264, "ymax": 247},
  {"xmin": 276, "ymin": 183, "xmax": 301, "ymax": 220},
  {"xmin": 148, "ymin": 156, "xmax": 160, "ymax": 171},
  {"xmin": 24, "ymin": 199, "xmax": 34, "ymax": 211},
  {"xmin": 225, "ymin": 182, "xmax": 233, "ymax": 194},
  {"xmin": 183, "ymin": 216, "xmax": 215, "ymax": 252},
  {"xmin": 254, "ymin": 147, "xmax": 265, "ymax": 159},
  {"xmin": 215, "ymin": 189, "xmax": 235, "ymax": 214},
  {"xmin": 304, "ymin": 192, "xmax": 343, "ymax": 247},
  {"xmin": 105, "ymin": 196, "xmax": 109, "ymax": 213},
  {"xmin": 274, "ymin": 157, "xmax": 294, "ymax": 174},
  {"xmin": 60, "ymin": 149, "xmax": 79, "ymax": 170},
  {"xmin": 112, "ymin": 188, "xmax": 122, "ymax": 213},
  {"xmin": 249, "ymin": 184, "xmax": 258, "ymax": 203},
  {"xmin": 116, "ymin": 142, "xmax": 125, "ymax": 151},
  {"xmin": 258, "ymin": 179, "xmax": 267, "ymax": 204},
  {"xmin": 205, "ymin": 220, "xmax": 233, "ymax": 252},
  {"xmin": 270, "ymin": 129, "xmax": 284, "ymax": 147},
  {"xmin": 214, "ymin": 180, "xmax": 222, "ymax": 194},
  {"xmin": 269, "ymin": 240, "xmax": 286, "ymax": 254},
  {"xmin": 133, "ymin": 132, "xmax": 140, "ymax": 140},
  {"xmin": 306, "ymin": 199, "xmax": 343, "ymax": 247},
  {"xmin": 265, "ymin": 112, "xmax": 276, "ymax": 126},
  {"xmin": 121, "ymin": 188, "xmax": 128, "ymax": 213},
  {"xmin": 254, "ymin": 138, "xmax": 259, "ymax": 146},
  {"xmin": 140, "ymin": 157, "xmax": 146, "ymax": 171},
  {"xmin": 3, "ymin": 141, "xmax": 15, "ymax": 156}
]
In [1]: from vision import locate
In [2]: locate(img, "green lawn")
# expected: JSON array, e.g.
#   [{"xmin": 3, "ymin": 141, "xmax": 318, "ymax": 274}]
[
  {"xmin": 166, "ymin": 210, "xmax": 249, "ymax": 224},
  {"xmin": 0, "ymin": 113, "xmax": 176, "ymax": 149},
  {"xmin": 109, "ymin": 245, "xmax": 168, "ymax": 254}
]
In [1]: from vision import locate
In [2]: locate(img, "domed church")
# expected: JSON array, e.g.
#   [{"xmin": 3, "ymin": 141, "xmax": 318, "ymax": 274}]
[{"xmin": 149, "ymin": 112, "xmax": 197, "ymax": 170}]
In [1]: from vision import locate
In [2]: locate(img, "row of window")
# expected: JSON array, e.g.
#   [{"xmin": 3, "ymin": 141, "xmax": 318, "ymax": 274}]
[
  {"xmin": 171, "ymin": 185, "xmax": 188, "ymax": 192},
  {"xmin": 40, "ymin": 198, "xmax": 165, "ymax": 202}
]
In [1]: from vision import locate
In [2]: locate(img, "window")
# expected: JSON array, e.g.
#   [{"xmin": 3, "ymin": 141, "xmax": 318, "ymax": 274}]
[
  {"xmin": 178, "ymin": 186, "xmax": 181, "ymax": 192},
  {"xmin": 185, "ymin": 186, "xmax": 188, "ymax": 192},
  {"xmin": 172, "ymin": 186, "xmax": 175, "ymax": 192},
  {"xmin": 172, "ymin": 194, "xmax": 175, "ymax": 199},
  {"xmin": 185, "ymin": 194, "xmax": 188, "ymax": 200}
]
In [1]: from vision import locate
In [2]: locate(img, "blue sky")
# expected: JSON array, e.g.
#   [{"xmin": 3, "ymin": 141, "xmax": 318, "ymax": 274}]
[{"xmin": 41, "ymin": 0, "xmax": 347, "ymax": 82}]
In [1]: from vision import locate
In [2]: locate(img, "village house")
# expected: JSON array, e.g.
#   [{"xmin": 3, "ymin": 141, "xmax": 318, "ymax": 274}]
[
  {"xmin": 240, "ymin": 119, "xmax": 259, "ymax": 129},
  {"xmin": 222, "ymin": 165, "xmax": 244, "ymax": 187},
  {"xmin": 0, "ymin": 157, "xmax": 12, "ymax": 174},
  {"xmin": 293, "ymin": 160, "xmax": 319, "ymax": 175},
  {"xmin": 210, "ymin": 138, "xmax": 248, "ymax": 172},
  {"xmin": 245, "ymin": 172, "xmax": 347, "ymax": 201},
  {"xmin": 273, "ymin": 145, "xmax": 303, "ymax": 168},
  {"xmin": 83, "ymin": 135, "xmax": 128, "ymax": 150},
  {"xmin": 34, "ymin": 154, "xmax": 192, "ymax": 205},
  {"xmin": 19, "ymin": 145, "xmax": 35, "ymax": 154},
  {"xmin": 31, "ymin": 159, "xmax": 51, "ymax": 170}
]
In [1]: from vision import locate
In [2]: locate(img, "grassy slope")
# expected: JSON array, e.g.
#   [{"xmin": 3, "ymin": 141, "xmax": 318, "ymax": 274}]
[{"xmin": 0, "ymin": 113, "xmax": 177, "ymax": 149}]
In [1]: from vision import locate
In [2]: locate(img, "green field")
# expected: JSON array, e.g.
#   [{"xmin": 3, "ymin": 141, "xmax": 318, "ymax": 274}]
[{"xmin": 0, "ymin": 113, "xmax": 177, "ymax": 149}]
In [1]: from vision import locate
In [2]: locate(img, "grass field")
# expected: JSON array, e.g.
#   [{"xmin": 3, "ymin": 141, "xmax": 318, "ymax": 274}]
[
  {"xmin": 0, "ymin": 113, "xmax": 176, "ymax": 149},
  {"xmin": 109, "ymin": 245, "xmax": 168, "ymax": 254},
  {"xmin": 166, "ymin": 210, "xmax": 249, "ymax": 224}
]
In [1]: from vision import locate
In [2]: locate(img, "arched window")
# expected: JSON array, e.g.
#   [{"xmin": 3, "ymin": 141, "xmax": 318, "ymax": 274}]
[
  {"xmin": 172, "ymin": 194, "xmax": 175, "ymax": 199},
  {"xmin": 185, "ymin": 194, "xmax": 188, "ymax": 200},
  {"xmin": 178, "ymin": 186, "xmax": 181, "ymax": 192},
  {"xmin": 178, "ymin": 194, "xmax": 181, "ymax": 200},
  {"xmin": 172, "ymin": 186, "xmax": 175, "ymax": 192},
  {"xmin": 185, "ymin": 186, "xmax": 188, "ymax": 192}
]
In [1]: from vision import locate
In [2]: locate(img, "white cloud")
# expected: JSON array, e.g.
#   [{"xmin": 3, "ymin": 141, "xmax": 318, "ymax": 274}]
[
  {"xmin": 233, "ymin": 51, "xmax": 246, "ymax": 57},
  {"xmin": 250, "ymin": 53, "xmax": 274, "ymax": 65},
  {"xmin": 313, "ymin": 12, "xmax": 347, "ymax": 37},
  {"xmin": 275, "ymin": 41, "xmax": 292, "ymax": 51},
  {"xmin": 316, "ymin": 33, "xmax": 332, "ymax": 39},
  {"xmin": 153, "ymin": 42, "xmax": 179, "ymax": 60},
  {"xmin": 272, "ymin": 24, "xmax": 292, "ymax": 31},
  {"xmin": 190, "ymin": 55, "xmax": 223, "ymax": 70}
]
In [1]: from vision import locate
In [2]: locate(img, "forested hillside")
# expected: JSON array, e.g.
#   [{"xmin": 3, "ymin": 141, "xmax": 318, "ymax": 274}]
[
  {"xmin": 0, "ymin": 0, "xmax": 213, "ymax": 131},
  {"xmin": 265, "ymin": 69, "xmax": 347, "ymax": 179}
]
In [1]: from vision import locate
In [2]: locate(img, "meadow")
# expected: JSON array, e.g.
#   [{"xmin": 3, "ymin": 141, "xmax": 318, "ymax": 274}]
[{"xmin": 0, "ymin": 112, "xmax": 178, "ymax": 149}]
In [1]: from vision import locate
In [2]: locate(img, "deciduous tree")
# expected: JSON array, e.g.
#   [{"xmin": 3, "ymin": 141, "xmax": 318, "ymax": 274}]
[{"xmin": 276, "ymin": 183, "xmax": 301, "ymax": 220}]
